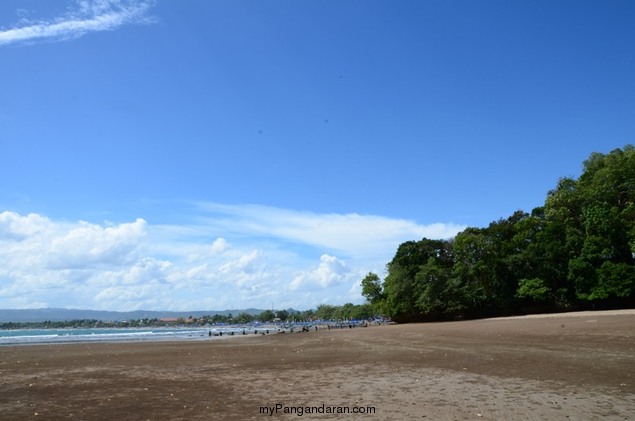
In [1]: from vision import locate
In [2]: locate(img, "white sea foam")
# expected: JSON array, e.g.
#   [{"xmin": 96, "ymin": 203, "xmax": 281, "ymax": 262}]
[
  {"xmin": 0, "ymin": 327, "xmax": 211, "ymax": 345},
  {"xmin": 0, "ymin": 324, "xmax": 288, "ymax": 345}
]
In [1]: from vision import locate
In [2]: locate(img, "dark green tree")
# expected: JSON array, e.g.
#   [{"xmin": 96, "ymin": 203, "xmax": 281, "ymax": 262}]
[
  {"xmin": 361, "ymin": 272, "xmax": 385, "ymax": 314},
  {"xmin": 258, "ymin": 310, "xmax": 275, "ymax": 322},
  {"xmin": 315, "ymin": 304, "xmax": 337, "ymax": 320},
  {"xmin": 383, "ymin": 238, "xmax": 453, "ymax": 321},
  {"xmin": 361, "ymin": 272, "xmax": 383, "ymax": 303},
  {"xmin": 375, "ymin": 145, "xmax": 635, "ymax": 321},
  {"xmin": 276, "ymin": 309, "xmax": 289, "ymax": 321}
]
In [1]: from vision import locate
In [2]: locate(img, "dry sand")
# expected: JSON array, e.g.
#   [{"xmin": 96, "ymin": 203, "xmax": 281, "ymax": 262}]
[{"xmin": 1, "ymin": 310, "xmax": 634, "ymax": 420}]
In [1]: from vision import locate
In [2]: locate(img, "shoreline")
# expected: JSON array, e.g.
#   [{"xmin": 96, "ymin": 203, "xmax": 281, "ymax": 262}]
[
  {"xmin": 1, "ymin": 310, "xmax": 634, "ymax": 419},
  {"xmin": 0, "ymin": 322, "xmax": 309, "ymax": 347},
  {"xmin": 2, "ymin": 308, "xmax": 633, "ymax": 347}
]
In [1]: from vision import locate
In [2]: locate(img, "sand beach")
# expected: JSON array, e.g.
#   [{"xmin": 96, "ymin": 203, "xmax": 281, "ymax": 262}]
[{"xmin": 1, "ymin": 310, "xmax": 634, "ymax": 420}]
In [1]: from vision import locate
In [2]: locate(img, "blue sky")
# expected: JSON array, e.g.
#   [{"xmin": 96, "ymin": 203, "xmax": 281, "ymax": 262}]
[{"xmin": 1, "ymin": 0, "xmax": 633, "ymax": 311}]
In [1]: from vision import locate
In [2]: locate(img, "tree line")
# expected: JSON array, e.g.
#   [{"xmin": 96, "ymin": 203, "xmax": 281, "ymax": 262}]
[
  {"xmin": 214, "ymin": 304, "xmax": 374, "ymax": 324},
  {"xmin": 362, "ymin": 146, "xmax": 635, "ymax": 322},
  {"xmin": 0, "ymin": 304, "xmax": 375, "ymax": 330}
]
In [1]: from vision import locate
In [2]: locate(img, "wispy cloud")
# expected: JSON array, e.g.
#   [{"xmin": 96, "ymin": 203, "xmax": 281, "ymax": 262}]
[
  {"xmin": 0, "ymin": 0, "xmax": 156, "ymax": 46},
  {"xmin": 191, "ymin": 202, "xmax": 466, "ymax": 260}
]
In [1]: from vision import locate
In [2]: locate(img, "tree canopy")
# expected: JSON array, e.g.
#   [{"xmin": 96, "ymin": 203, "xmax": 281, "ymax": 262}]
[{"xmin": 372, "ymin": 146, "xmax": 635, "ymax": 322}]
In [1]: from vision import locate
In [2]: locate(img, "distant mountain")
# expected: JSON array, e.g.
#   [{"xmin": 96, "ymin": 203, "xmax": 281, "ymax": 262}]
[{"xmin": 0, "ymin": 308, "xmax": 278, "ymax": 323}]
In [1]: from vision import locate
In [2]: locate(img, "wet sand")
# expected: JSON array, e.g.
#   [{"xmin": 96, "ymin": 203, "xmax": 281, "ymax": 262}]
[{"xmin": 1, "ymin": 310, "xmax": 634, "ymax": 420}]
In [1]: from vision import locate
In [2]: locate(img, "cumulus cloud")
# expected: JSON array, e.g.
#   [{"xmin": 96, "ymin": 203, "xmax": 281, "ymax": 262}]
[
  {"xmin": 210, "ymin": 237, "xmax": 230, "ymax": 254},
  {"xmin": 47, "ymin": 218, "xmax": 147, "ymax": 269},
  {"xmin": 0, "ymin": 211, "xmax": 51, "ymax": 240},
  {"xmin": 289, "ymin": 253, "xmax": 351, "ymax": 291},
  {"xmin": 0, "ymin": 206, "xmax": 465, "ymax": 311},
  {"xmin": 0, "ymin": 211, "xmax": 287, "ymax": 310},
  {"xmin": 219, "ymin": 249, "xmax": 261, "ymax": 275},
  {"xmin": 0, "ymin": 213, "xmax": 151, "ymax": 309},
  {"xmin": 0, "ymin": 0, "xmax": 156, "ymax": 46},
  {"xmin": 0, "ymin": 216, "xmax": 144, "ymax": 270}
]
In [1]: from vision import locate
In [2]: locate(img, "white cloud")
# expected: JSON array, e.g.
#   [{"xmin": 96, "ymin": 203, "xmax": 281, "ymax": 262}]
[
  {"xmin": 0, "ymin": 214, "xmax": 151, "ymax": 309},
  {"xmin": 93, "ymin": 281, "xmax": 169, "ymax": 311},
  {"xmin": 0, "ymin": 206, "xmax": 464, "ymax": 311},
  {"xmin": 210, "ymin": 237, "xmax": 230, "ymax": 254},
  {"xmin": 194, "ymin": 202, "xmax": 466, "ymax": 261},
  {"xmin": 289, "ymin": 253, "xmax": 351, "ymax": 291},
  {"xmin": 0, "ymin": 0, "xmax": 156, "ymax": 46},
  {"xmin": 0, "ymin": 211, "xmax": 51, "ymax": 240},
  {"xmin": 219, "ymin": 249, "xmax": 261, "ymax": 275},
  {"xmin": 47, "ymin": 218, "xmax": 147, "ymax": 269}
]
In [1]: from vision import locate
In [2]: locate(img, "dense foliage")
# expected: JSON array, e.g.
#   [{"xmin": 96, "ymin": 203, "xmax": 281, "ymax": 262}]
[{"xmin": 365, "ymin": 146, "xmax": 635, "ymax": 322}]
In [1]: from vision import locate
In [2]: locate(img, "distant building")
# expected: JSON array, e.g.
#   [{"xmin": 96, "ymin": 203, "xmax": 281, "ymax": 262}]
[
  {"xmin": 159, "ymin": 317, "xmax": 196, "ymax": 324},
  {"xmin": 160, "ymin": 318, "xmax": 179, "ymax": 324}
]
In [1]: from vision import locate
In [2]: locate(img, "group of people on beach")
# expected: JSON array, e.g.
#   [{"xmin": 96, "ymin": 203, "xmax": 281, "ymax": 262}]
[{"xmin": 206, "ymin": 320, "xmax": 376, "ymax": 338}]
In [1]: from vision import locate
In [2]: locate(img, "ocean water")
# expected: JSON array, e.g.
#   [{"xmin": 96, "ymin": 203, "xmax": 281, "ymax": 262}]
[{"xmin": 0, "ymin": 326, "xmax": 268, "ymax": 345}]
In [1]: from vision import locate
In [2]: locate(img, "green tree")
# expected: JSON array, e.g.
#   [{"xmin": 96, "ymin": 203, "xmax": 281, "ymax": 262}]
[
  {"xmin": 233, "ymin": 312, "xmax": 254, "ymax": 324},
  {"xmin": 516, "ymin": 278, "xmax": 550, "ymax": 303},
  {"xmin": 361, "ymin": 272, "xmax": 385, "ymax": 314},
  {"xmin": 350, "ymin": 303, "xmax": 373, "ymax": 320},
  {"xmin": 258, "ymin": 310, "xmax": 275, "ymax": 322},
  {"xmin": 452, "ymin": 227, "xmax": 493, "ymax": 314},
  {"xmin": 361, "ymin": 272, "xmax": 383, "ymax": 304},
  {"xmin": 383, "ymin": 239, "xmax": 451, "ymax": 321},
  {"xmin": 566, "ymin": 146, "xmax": 635, "ymax": 304},
  {"xmin": 332, "ymin": 303, "xmax": 356, "ymax": 320},
  {"xmin": 414, "ymin": 257, "xmax": 452, "ymax": 316},
  {"xmin": 315, "ymin": 304, "xmax": 337, "ymax": 320},
  {"xmin": 374, "ymin": 145, "xmax": 635, "ymax": 321},
  {"xmin": 594, "ymin": 262, "xmax": 635, "ymax": 300},
  {"xmin": 276, "ymin": 309, "xmax": 289, "ymax": 321}
]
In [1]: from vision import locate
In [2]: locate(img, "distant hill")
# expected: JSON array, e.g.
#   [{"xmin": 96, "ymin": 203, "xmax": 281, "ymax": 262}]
[{"xmin": 0, "ymin": 308, "xmax": 276, "ymax": 323}]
